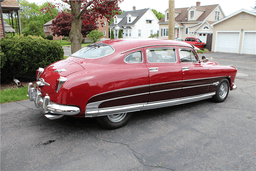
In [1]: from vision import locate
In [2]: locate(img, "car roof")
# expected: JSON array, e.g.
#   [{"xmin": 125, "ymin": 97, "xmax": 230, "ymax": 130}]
[{"xmin": 99, "ymin": 39, "xmax": 192, "ymax": 53}]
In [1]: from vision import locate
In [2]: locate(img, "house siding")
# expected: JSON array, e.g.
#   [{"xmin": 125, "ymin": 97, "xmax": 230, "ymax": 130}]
[
  {"xmin": 212, "ymin": 12, "xmax": 256, "ymax": 53},
  {"xmin": 207, "ymin": 6, "xmax": 225, "ymax": 22}
]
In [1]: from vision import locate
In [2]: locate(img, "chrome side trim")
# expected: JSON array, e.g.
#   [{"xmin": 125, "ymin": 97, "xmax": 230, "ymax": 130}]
[
  {"xmin": 121, "ymin": 44, "xmax": 191, "ymax": 54},
  {"xmin": 150, "ymin": 87, "xmax": 182, "ymax": 94},
  {"xmin": 85, "ymin": 92, "xmax": 215, "ymax": 117},
  {"xmin": 144, "ymin": 92, "xmax": 215, "ymax": 110},
  {"xmin": 54, "ymin": 68, "xmax": 67, "ymax": 73},
  {"xmin": 86, "ymin": 92, "xmax": 149, "ymax": 113}
]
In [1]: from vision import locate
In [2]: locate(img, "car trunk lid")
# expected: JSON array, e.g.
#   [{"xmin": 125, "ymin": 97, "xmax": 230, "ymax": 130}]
[{"xmin": 39, "ymin": 59, "xmax": 84, "ymax": 94}]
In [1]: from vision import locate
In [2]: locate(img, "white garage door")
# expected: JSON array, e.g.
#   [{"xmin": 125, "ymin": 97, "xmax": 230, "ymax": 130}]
[
  {"xmin": 215, "ymin": 32, "xmax": 240, "ymax": 53},
  {"xmin": 242, "ymin": 32, "xmax": 256, "ymax": 55}
]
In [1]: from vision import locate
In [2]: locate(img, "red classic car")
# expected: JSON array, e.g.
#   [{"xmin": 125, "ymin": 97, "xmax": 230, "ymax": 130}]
[
  {"xmin": 28, "ymin": 39, "xmax": 237, "ymax": 129},
  {"xmin": 185, "ymin": 37, "xmax": 206, "ymax": 49}
]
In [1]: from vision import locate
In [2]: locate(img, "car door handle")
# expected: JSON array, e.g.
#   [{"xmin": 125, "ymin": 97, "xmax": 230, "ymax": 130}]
[
  {"xmin": 149, "ymin": 67, "xmax": 158, "ymax": 72},
  {"xmin": 182, "ymin": 67, "xmax": 189, "ymax": 71}
]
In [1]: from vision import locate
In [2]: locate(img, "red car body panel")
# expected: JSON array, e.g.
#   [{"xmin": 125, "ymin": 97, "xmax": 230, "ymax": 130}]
[
  {"xmin": 34, "ymin": 39, "xmax": 237, "ymax": 118},
  {"xmin": 185, "ymin": 37, "xmax": 206, "ymax": 49}
]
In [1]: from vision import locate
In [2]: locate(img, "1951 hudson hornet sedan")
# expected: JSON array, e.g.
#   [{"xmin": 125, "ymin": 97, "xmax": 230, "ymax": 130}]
[{"xmin": 28, "ymin": 39, "xmax": 237, "ymax": 129}]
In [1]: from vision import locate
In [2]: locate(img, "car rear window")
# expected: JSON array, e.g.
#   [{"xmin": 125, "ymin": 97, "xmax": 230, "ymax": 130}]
[{"xmin": 71, "ymin": 43, "xmax": 115, "ymax": 59}]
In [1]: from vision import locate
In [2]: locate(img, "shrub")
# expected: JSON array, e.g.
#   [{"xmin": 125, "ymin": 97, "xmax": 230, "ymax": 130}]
[
  {"xmin": 0, "ymin": 35, "xmax": 64, "ymax": 83},
  {"xmin": 149, "ymin": 33, "xmax": 159, "ymax": 38},
  {"xmin": 204, "ymin": 48, "xmax": 209, "ymax": 53},
  {"xmin": 87, "ymin": 30, "xmax": 104, "ymax": 43},
  {"xmin": 46, "ymin": 35, "xmax": 53, "ymax": 40},
  {"xmin": 62, "ymin": 37, "xmax": 69, "ymax": 40},
  {"xmin": 118, "ymin": 30, "xmax": 122, "ymax": 38},
  {"xmin": 197, "ymin": 50, "xmax": 204, "ymax": 53},
  {"xmin": 110, "ymin": 29, "xmax": 114, "ymax": 39}
]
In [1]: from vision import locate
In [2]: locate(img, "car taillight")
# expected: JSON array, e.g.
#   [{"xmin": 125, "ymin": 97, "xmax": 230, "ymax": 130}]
[
  {"xmin": 55, "ymin": 77, "xmax": 67, "ymax": 93},
  {"xmin": 36, "ymin": 67, "xmax": 44, "ymax": 80}
]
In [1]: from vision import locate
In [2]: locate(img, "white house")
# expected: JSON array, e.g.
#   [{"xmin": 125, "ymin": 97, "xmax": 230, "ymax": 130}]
[{"xmin": 109, "ymin": 7, "xmax": 159, "ymax": 39}]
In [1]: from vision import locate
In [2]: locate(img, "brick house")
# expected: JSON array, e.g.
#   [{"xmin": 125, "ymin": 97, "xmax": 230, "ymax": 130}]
[{"xmin": 43, "ymin": 17, "xmax": 109, "ymax": 40}]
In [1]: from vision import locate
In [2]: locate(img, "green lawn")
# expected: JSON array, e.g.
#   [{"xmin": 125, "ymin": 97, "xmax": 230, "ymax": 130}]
[
  {"xmin": 0, "ymin": 86, "xmax": 29, "ymax": 103},
  {"xmin": 53, "ymin": 40, "xmax": 91, "ymax": 47}
]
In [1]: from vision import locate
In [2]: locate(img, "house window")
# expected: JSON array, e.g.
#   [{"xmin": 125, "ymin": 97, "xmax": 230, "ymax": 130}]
[
  {"xmin": 161, "ymin": 28, "xmax": 168, "ymax": 37},
  {"xmin": 129, "ymin": 30, "xmax": 131, "ymax": 37},
  {"xmin": 138, "ymin": 29, "xmax": 141, "ymax": 37},
  {"xmin": 103, "ymin": 22, "xmax": 106, "ymax": 26},
  {"xmin": 103, "ymin": 31, "xmax": 106, "ymax": 36},
  {"xmin": 150, "ymin": 30, "xmax": 153, "ymax": 35},
  {"xmin": 146, "ymin": 20, "xmax": 152, "ymax": 24},
  {"xmin": 203, "ymin": 26, "xmax": 209, "ymax": 30},
  {"xmin": 114, "ymin": 17, "xmax": 117, "ymax": 24},
  {"xmin": 186, "ymin": 28, "xmax": 189, "ymax": 34},
  {"xmin": 215, "ymin": 11, "xmax": 220, "ymax": 21},
  {"xmin": 190, "ymin": 11, "xmax": 195, "ymax": 20},
  {"xmin": 128, "ymin": 16, "xmax": 131, "ymax": 23},
  {"xmin": 125, "ymin": 30, "xmax": 128, "ymax": 37},
  {"xmin": 166, "ymin": 12, "xmax": 169, "ymax": 21}
]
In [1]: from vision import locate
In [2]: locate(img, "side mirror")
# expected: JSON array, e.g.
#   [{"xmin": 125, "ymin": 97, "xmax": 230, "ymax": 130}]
[{"xmin": 201, "ymin": 56, "xmax": 209, "ymax": 62}]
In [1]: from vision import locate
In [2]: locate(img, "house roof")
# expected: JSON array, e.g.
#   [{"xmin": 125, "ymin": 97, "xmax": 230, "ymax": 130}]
[
  {"xmin": 212, "ymin": 8, "xmax": 256, "ymax": 26},
  {"xmin": 159, "ymin": 4, "xmax": 219, "ymax": 24},
  {"xmin": 1, "ymin": 0, "xmax": 20, "ymax": 13},
  {"xmin": 43, "ymin": 19, "xmax": 53, "ymax": 26},
  {"xmin": 110, "ymin": 8, "xmax": 149, "ymax": 28}
]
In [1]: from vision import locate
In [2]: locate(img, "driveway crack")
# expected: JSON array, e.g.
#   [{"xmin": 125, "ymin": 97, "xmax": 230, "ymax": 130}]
[{"xmin": 86, "ymin": 130, "xmax": 175, "ymax": 171}]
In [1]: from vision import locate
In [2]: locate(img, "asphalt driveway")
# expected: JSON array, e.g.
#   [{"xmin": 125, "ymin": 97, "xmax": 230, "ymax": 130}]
[{"xmin": 1, "ymin": 52, "xmax": 256, "ymax": 171}]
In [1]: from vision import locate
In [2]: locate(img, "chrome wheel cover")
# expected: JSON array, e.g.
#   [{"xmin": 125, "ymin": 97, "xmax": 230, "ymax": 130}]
[
  {"xmin": 219, "ymin": 82, "xmax": 228, "ymax": 99},
  {"xmin": 107, "ymin": 113, "xmax": 127, "ymax": 123}
]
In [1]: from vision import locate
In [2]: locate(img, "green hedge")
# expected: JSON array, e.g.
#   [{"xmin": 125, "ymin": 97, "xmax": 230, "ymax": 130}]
[
  {"xmin": 46, "ymin": 35, "xmax": 53, "ymax": 40},
  {"xmin": 0, "ymin": 35, "xmax": 64, "ymax": 83}
]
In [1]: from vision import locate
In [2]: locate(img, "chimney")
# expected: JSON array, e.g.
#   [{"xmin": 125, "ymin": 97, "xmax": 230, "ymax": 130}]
[
  {"xmin": 133, "ymin": 6, "xmax": 136, "ymax": 10},
  {"xmin": 196, "ymin": 1, "xmax": 201, "ymax": 7}
]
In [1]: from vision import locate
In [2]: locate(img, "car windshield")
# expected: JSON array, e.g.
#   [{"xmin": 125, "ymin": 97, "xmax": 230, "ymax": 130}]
[{"xmin": 71, "ymin": 43, "xmax": 114, "ymax": 59}]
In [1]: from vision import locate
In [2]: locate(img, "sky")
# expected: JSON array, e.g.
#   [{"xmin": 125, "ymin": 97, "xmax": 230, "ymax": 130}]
[{"xmin": 29, "ymin": 0, "xmax": 255, "ymax": 16}]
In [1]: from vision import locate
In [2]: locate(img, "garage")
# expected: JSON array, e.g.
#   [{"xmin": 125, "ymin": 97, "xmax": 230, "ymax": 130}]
[
  {"xmin": 215, "ymin": 32, "xmax": 240, "ymax": 53},
  {"xmin": 212, "ymin": 9, "xmax": 256, "ymax": 55},
  {"xmin": 241, "ymin": 32, "xmax": 256, "ymax": 55}
]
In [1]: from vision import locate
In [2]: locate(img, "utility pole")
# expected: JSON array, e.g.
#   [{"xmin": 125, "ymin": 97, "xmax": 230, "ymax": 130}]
[{"xmin": 168, "ymin": 0, "xmax": 175, "ymax": 40}]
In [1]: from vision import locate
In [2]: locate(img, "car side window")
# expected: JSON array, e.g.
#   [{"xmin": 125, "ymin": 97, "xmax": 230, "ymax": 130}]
[
  {"xmin": 146, "ymin": 47, "xmax": 176, "ymax": 63},
  {"xmin": 124, "ymin": 51, "xmax": 143, "ymax": 63},
  {"xmin": 179, "ymin": 48, "xmax": 198, "ymax": 63}
]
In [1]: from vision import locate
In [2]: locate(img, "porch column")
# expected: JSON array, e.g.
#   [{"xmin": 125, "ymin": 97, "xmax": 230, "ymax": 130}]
[{"xmin": 178, "ymin": 27, "xmax": 181, "ymax": 38}]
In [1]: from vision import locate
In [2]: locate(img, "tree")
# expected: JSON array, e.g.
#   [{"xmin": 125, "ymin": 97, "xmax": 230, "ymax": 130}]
[
  {"xmin": 22, "ymin": 21, "xmax": 42, "ymax": 36},
  {"xmin": 87, "ymin": 30, "xmax": 104, "ymax": 43},
  {"xmin": 110, "ymin": 29, "xmax": 114, "ymax": 39},
  {"xmin": 42, "ymin": 0, "xmax": 123, "ymax": 54},
  {"xmin": 19, "ymin": 0, "xmax": 58, "ymax": 33},
  {"xmin": 152, "ymin": 9, "xmax": 165, "ymax": 20},
  {"xmin": 51, "ymin": 11, "xmax": 97, "ymax": 38}
]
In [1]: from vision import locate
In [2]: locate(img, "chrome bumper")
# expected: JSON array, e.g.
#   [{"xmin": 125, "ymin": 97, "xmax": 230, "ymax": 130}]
[
  {"xmin": 27, "ymin": 83, "xmax": 80, "ymax": 120},
  {"xmin": 232, "ymin": 83, "xmax": 237, "ymax": 90}
]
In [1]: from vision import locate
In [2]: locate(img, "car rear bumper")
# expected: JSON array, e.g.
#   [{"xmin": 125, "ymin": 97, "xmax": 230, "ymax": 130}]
[
  {"xmin": 27, "ymin": 83, "xmax": 80, "ymax": 120},
  {"xmin": 231, "ymin": 83, "xmax": 237, "ymax": 90}
]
